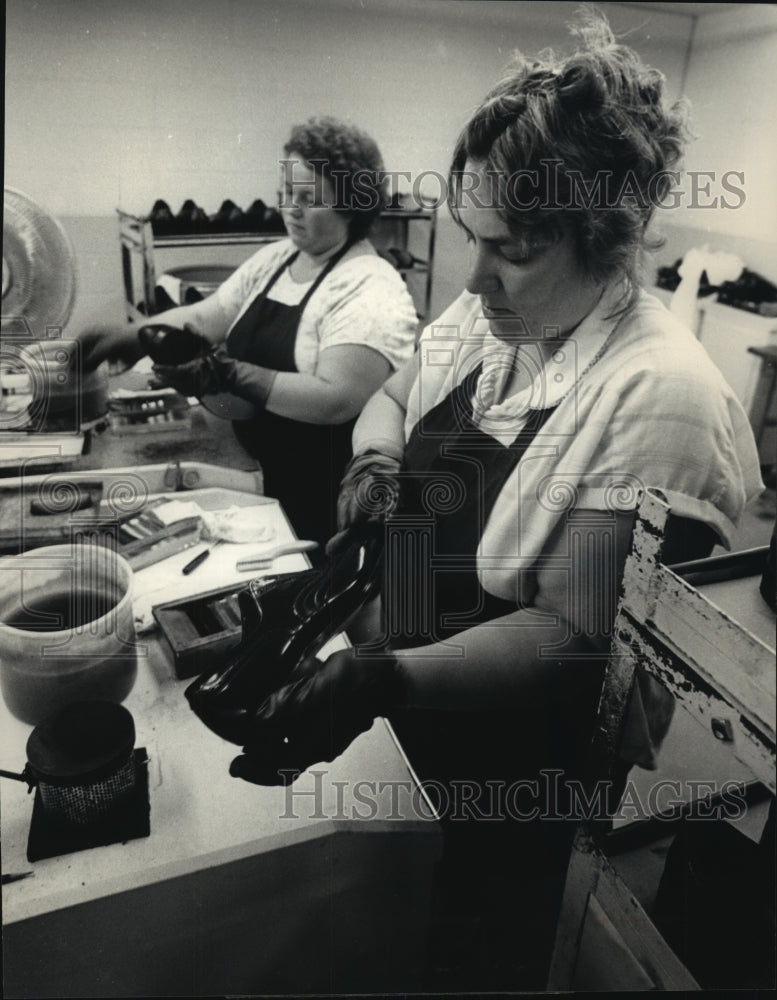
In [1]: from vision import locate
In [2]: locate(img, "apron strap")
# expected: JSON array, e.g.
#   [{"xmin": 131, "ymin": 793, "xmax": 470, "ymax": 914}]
[
  {"xmin": 296, "ymin": 236, "xmax": 355, "ymax": 308},
  {"xmin": 253, "ymin": 235, "xmax": 355, "ymax": 316}
]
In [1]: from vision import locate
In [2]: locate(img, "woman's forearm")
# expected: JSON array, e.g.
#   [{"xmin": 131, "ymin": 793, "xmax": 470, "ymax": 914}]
[
  {"xmin": 390, "ymin": 508, "xmax": 636, "ymax": 713},
  {"xmin": 393, "ymin": 609, "xmax": 603, "ymax": 713},
  {"xmin": 78, "ymin": 297, "xmax": 233, "ymax": 371},
  {"xmin": 351, "ymin": 355, "xmax": 417, "ymax": 456},
  {"xmin": 350, "ymin": 387, "xmax": 407, "ymax": 457},
  {"xmin": 227, "ymin": 344, "xmax": 393, "ymax": 424},
  {"xmin": 264, "ymin": 370, "xmax": 367, "ymax": 424},
  {"xmin": 155, "ymin": 298, "xmax": 232, "ymax": 345}
]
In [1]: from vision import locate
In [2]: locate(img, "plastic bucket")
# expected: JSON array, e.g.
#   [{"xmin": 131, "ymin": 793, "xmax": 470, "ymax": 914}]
[{"xmin": 0, "ymin": 542, "xmax": 138, "ymax": 725}]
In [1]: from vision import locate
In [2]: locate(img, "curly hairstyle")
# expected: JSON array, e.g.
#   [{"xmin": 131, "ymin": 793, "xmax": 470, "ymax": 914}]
[
  {"xmin": 283, "ymin": 116, "xmax": 387, "ymax": 241},
  {"xmin": 448, "ymin": 6, "xmax": 691, "ymax": 309}
]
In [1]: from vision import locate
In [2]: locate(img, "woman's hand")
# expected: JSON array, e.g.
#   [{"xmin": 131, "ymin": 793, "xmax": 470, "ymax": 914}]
[
  {"xmin": 325, "ymin": 363, "xmax": 415, "ymax": 555},
  {"xmin": 76, "ymin": 323, "xmax": 146, "ymax": 372},
  {"xmin": 326, "ymin": 449, "xmax": 402, "ymax": 555},
  {"xmin": 77, "ymin": 296, "xmax": 233, "ymax": 374},
  {"xmin": 153, "ymin": 347, "xmax": 278, "ymax": 407},
  {"xmin": 151, "ymin": 357, "xmax": 216, "ymax": 398},
  {"xmin": 229, "ymin": 649, "xmax": 402, "ymax": 785},
  {"xmin": 138, "ymin": 322, "xmax": 211, "ymax": 366}
]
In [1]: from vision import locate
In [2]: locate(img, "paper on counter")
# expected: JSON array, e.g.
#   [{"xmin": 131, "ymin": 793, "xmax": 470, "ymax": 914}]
[
  {"xmin": 150, "ymin": 501, "xmax": 276, "ymax": 543},
  {"xmin": 151, "ymin": 499, "xmax": 205, "ymax": 525},
  {"xmin": 131, "ymin": 550, "xmax": 245, "ymax": 635},
  {"xmin": 204, "ymin": 506, "xmax": 276, "ymax": 544},
  {"xmin": 131, "ymin": 534, "xmax": 310, "ymax": 636}
]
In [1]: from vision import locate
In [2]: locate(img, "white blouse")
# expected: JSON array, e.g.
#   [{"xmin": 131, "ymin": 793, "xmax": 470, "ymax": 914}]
[
  {"xmin": 405, "ymin": 284, "xmax": 764, "ymax": 598},
  {"xmin": 215, "ymin": 238, "xmax": 419, "ymax": 374}
]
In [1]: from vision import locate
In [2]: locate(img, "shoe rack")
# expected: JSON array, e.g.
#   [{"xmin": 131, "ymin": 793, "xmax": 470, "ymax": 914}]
[
  {"xmin": 117, "ymin": 202, "xmax": 437, "ymax": 321},
  {"xmin": 117, "ymin": 210, "xmax": 284, "ymax": 322},
  {"xmin": 371, "ymin": 203, "xmax": 437, "ymax": 320}
]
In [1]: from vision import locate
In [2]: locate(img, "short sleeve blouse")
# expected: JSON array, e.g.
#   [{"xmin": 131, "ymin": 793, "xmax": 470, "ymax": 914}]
[{"xmin": 215, "ymin": 238, "xmax": 419, "ymax": 373}]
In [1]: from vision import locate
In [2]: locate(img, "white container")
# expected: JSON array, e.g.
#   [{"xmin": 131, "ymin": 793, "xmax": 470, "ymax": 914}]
[{"xmin": 0, "ymin": 542, "xmax": 137, "ymax": 725}]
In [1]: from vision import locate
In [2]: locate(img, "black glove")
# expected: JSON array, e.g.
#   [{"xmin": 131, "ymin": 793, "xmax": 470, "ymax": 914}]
[
  {"xmin": 211, "ymin": 348, "xmax": 277, "ymax": 408},
  {"xmin": 153, "ymin": 346, "xmax": 276, "ymax": 408},
  {"xmin": 152, "ymin": 355, "xmax": 217, "ymax": 397},
  {"xmin": 326, "ymin": 449, "xmax": 403, "ymax": 556},
  {"xmin": 229, "ymin": 648, "xmax": 402, "ymax": 786}
]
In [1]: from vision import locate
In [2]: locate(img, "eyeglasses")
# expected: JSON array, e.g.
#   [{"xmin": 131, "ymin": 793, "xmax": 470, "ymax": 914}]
[{"xmin": 277, "ymin": 187, "xmax": 330, "ymax": 212}]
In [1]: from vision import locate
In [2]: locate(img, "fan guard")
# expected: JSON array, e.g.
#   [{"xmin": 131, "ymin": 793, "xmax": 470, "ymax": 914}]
[{"xmin": 2, "ymin": 187, "xmax": 77, "ymax": 336}]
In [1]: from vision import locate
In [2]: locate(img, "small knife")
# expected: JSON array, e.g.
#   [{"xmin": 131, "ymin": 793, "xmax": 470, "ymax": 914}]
[{"xmin": 181, "ymin": 539, "xmax": 225, "ymax": 575}]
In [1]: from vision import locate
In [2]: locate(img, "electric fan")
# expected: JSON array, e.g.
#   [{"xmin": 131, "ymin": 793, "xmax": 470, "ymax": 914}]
[
  {"xmin": 3, "ymin": 187, "xmax": 77, "ymax": 336},
  {"xmin": 1, "ymin": 189, "xmax": 106, "ymax": 435}
]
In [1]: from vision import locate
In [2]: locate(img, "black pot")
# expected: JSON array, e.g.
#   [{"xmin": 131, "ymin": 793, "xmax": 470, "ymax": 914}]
[{"xmin": 1, "ymin": 700, "xmax": 137, "ymax": 826}]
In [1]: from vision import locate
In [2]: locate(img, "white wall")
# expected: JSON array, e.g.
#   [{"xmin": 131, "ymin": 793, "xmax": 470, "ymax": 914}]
[
  {"xmin": 660, "ymin": 4, "xmax": 777, "ymax": 278},
  {"xmin": 8, "ymin": 0, "xmax": 767, "ymax": 332},
  {"xmin": 5, "ymin": 0, "xmax": 691, "ymax": 218}
]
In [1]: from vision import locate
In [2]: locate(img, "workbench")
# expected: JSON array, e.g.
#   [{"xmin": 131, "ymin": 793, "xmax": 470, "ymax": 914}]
[
  {"xmin": 0, "ymin": 356, "xmax": 261, "ymax": 479},
  {"xmin": 0, "ymin": 406, "xmax": 442, "ymax": 997}
]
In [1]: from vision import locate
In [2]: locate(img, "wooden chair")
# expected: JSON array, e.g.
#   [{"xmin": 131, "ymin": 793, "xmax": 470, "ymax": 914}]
[{"xmin": 547, "ymin": 488, "xmax": 775, "ymax": 991}]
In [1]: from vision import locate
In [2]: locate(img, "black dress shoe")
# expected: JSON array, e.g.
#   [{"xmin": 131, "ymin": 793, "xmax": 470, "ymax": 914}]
[
  {"xmin": 176, "ymin": 199, "xmax": 210, "ymax": 235},
  {"xmin": 385, "ymin": 192, "xmax": 405, "ymax": 211},
  {"xmin": 149, "ymin": 199, "xmax": 176, "ymax": 236},
  {"xmin": 137, "ymin": 323, "xmax": 211, "ymax": 365},
  {"xmin": 717, "ymin": 268, "xmax": 777, "ymax": 313},
  {"xmin": 152, "ymin": 284, "xmax": 180, "ymax": 313},
  {"xmin": 183, "ymin": 286, "xmax": 204, "ymax": 304},
  {"xmin": 244, "ymin": 199, "xmax": 267, "ymax": 233},
  {"xmin": 210, "ymin": 199, "xmax": 246, "ymax": 233},
  {"xmin": 184, "ymin": 526, "xmax": 385, "ymax": 746},
  {"xmin": 262, "ymin": 206, "xmax": 285, "ymax": 232},
  {"xmin": 385, "ymin": 247, "xmax": 415, "ymax": 269}
]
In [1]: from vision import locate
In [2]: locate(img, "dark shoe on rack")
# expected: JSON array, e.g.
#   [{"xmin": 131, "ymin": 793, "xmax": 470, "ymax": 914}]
[
  {"xmin": 244, "ymin": 199, "xmax": 268, "ymax": 233},
  {"xmin": 149, "ymin": 199, "xmax": 176, "ymax": 236},
  {"xmin": 176, "ymin": 199, "xmax": 210, "ymax": 235},
  {"xmin": 717, "ymin": 269, "xmax": 777, "ymax": 313},
  {"xmin": 183, "ymin": 286, "xmax": 204, "ymax": 305},
  {"xmin": 385, "ymin": 247, "xmax": 415, "ymax": 269},
  {"xmin": 385, "ymin": 191, "xmax": 405, "ymax": 211},
  {"xmin": 184, "ymin": 525, "xmax": 385, "ymax": 746},
  {"xmin": 262, "ymin": 206, "xmax": 286, "ymax": 232},
  {"xmin": 152, "ymin": 284, "xmax": 179, "ymax": 313},
  {"xmin": 210, "ymin": 199, "xmax": 246, "ymax": 233}
]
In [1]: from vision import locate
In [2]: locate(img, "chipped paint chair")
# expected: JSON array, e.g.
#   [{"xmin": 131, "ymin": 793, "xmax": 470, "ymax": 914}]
[{"xmin": 547, "ymin": 488, "xmax": 775, "ymax": 991}]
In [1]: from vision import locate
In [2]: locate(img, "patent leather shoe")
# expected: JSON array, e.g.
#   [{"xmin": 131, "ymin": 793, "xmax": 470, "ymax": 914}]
[{"xmin": 184, "ymin": 525, "xmax": 385, "ymax": 746}]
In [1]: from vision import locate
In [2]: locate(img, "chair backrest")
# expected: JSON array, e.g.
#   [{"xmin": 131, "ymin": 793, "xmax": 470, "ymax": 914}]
[{"xmin": 547, "ymin": 488, "xmax": 775, "ymax": 991}]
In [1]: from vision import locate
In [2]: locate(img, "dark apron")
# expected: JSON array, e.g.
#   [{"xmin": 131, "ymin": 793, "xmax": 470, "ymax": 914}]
[
  {"xmin": 227, "ymin": 243, "xmax": 355, "ymax": 548},
  {"xmin": 387, "ymin": 363, "xmax": 555, "ymax": 647},
  {"xmin": 385, "ymin": 361, "xmax": 590, "ymax": 794},
  {"xmin": 385, "ymin": 365, "xmax": 600, "ymax": 986}
]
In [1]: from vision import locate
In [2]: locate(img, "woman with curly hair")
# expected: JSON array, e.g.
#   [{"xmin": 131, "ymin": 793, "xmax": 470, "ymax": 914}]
[
  {"xmin": 225, "ymin": 9, "xmax": 763, "ymax": 987},
  {"xmin": 80, "ymin": 116, "xmax": 418, "ymax": 546}
]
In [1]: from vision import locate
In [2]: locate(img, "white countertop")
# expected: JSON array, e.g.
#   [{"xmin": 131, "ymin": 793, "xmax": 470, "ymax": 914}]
[{"xmin": 1, "ymin": 493, "xmax": 438, "ymax": 927}]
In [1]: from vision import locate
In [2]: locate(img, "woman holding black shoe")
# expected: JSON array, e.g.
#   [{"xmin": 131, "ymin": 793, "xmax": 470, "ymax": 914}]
[
  {"xmin": 79, "ymin": 116, "xmax": 418, "ymax": 548},
  {"xmin": 219, "ymin": 10, "xmax": 764, "ymax": 988}
]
